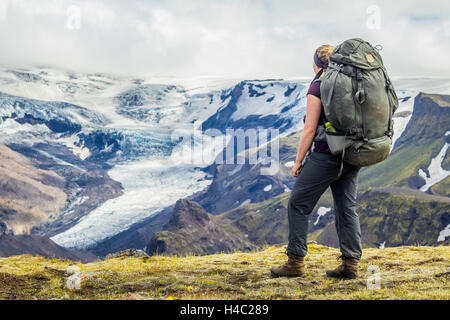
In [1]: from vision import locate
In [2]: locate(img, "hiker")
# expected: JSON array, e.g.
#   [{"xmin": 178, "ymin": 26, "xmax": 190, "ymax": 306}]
[
  {"xmin": 270, "ymin": 39, "xmax": 397, "ymax": 279},
  {"xmin": 270, "ymin": 44, "xmax": 362, "ymax": 279}
]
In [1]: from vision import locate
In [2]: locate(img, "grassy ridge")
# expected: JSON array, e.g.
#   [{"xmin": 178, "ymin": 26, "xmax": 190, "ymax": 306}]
[{"xmin": 0, "ymin": 244, "xmax": 448, "ymax": 300}]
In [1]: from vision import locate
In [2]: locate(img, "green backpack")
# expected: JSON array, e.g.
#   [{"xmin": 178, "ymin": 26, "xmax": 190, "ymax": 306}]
[{"xmin": 319, "ymin": 38, "xmax": 398, "ymax": 168}]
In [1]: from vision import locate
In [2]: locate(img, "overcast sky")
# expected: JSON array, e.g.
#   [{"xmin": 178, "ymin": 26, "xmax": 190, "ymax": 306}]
[{"xmin": 0, "ymin": 0, "xmax": 449, "ymax": 77}]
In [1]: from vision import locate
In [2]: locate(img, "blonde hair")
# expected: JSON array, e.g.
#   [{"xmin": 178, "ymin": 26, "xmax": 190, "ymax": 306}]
[{"xmin": 316, "ymin": 44, "xmax": 334, "ymax": 64}]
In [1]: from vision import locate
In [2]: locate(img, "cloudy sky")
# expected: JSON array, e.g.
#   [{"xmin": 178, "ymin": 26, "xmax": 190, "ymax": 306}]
[{"xmin": 0, "ymin": 0, "xmax": 449, "ymax": 77}]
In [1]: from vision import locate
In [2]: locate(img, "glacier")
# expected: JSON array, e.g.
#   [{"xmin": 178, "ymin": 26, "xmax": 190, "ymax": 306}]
[{"xmin": 51, "ymin": 159, "xmax": 212, "ymax": 249}]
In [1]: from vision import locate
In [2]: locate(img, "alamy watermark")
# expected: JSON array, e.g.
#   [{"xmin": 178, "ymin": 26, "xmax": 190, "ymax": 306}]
[
  {"xmin": 0, "ymin": 2, "xmax": 7, "ymax": 21},
  {"xmin": 366, "ymin": 265, "xmax": 381, "ymax": 289},
  {"xmin": 65, "ymin": 265, "xmax": 94, "ymax": 290},
  {"xmin": 66, "ymin": 265, "xmax": 82, "ymax": 290},
  {"xmin": 366, "ymin": 5, "xmax": 381, "ymax": 30},
  {"xmin": 170, "ymin": 121, "xmax": 280, "ymax": 175},
  {"xmin": 66, "ymin": 5, "xmax": 81, "ymax": 30}
]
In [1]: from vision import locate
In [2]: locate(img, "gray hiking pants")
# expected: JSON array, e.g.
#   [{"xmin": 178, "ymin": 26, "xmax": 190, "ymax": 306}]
[{"xmin": 286, "ymin": 151, "xmax": 362, "ymax": 260}]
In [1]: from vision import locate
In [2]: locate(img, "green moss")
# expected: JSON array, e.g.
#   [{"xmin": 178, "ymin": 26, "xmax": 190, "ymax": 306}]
[
  {"xmin": 0, "ymin": 244, "xmax": 448, "ymax": 300},
  {"xmin": 442, "ymin": 147, "xmax": 450, "ymax": 171},
  {"xmin": 431, "ymin": 176, "xmax": 450, "ymax": 197},
  {"xmin": 357, "ymin": 191, "xmax": 449, "ymax": 246}
]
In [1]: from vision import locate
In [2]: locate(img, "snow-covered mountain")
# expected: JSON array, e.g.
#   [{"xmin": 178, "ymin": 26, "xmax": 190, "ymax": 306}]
[
  {"xmin": 0, "ymin": 67, "xmax": 449, "ymax": 250},
  {"xmin": 0, "ymin": 68, "xmax": 308, "ymax": 249}
]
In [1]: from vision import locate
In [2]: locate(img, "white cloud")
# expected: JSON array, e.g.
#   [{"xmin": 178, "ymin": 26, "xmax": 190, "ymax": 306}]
[
  {"xmin": 0, "ymin": 0, "xmax": 449, "ymax": 77},
  {"xmin": 150, "ymin": 8, "xmax": 176, "ymax": 38}
]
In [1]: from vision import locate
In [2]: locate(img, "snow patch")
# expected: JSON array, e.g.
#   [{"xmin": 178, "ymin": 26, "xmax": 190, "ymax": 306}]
[
  {"xmin": 56, "ymin": 134, "xmax": 91, "ymax": 160},
  {"xmin": 63, "ymin": 196, "xmax": 89, "ymax": 214},
  {"xmin": 418, "ymin": 133, "xmax": 450, "ymax": 192},
  {"xmin": 0, "ymin": 118, "xmax": 51, "ymax": 146},
  {"xmin": 437, "ymin": 224, "xmax": 450, "ymax": 242},
  {"xmin": 314, "ymin": 207, "xmax": 331, "ymax": 226},
  {"xmin": 230, "ymin": 82, "xmax": 304, "ymax": 121},
  {"xmin": 263, "ymin": 184, "xmax": 272, "ymax": 192},
  {"xmin": 391, "ymin": 90, "xmax": 415, "ymax": 148}
]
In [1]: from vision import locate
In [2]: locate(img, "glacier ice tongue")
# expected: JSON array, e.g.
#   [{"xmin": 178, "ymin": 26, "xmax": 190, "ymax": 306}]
[{"xmin": 51, "ymin": 159, "xmax": 213, "ymax": 249}]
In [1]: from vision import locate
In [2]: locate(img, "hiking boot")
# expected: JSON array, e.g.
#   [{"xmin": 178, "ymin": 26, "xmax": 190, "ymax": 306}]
[
  {"xmin": 326, "ymin": 255, "xmax": 359, "ymax": 279},
  {"xmin": 271, "ymin": 254, "xmax": 305, "ymax": 277}
]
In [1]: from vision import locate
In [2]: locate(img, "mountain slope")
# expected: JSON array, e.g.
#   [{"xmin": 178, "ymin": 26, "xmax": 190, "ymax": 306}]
[
  {"xmin": 0, "ymin": 234, "xmax": 97, "ymax": 263},
  {"xmin": 314, "ymin": 187, "xmax": 450, "ymax": 248},
  {"xmin": 360, "ymin": 93, "xmax": 450, "ymax": 191},
  {"xmin": 193, "ymin": 92, "xmax": 449, "ymax": 250},
  {"xmin": 201, "ymin": 80, "xmax": 306, "ymax": 134},
  {"xmin": 0, "ymin": 244, "xmax": 448, "ymax": 300},
  {"xmin": 0, "ymin": 141, "xmax": 123, "ymax": 237},
  {"xmin": 146, "ymin": 199, "xmax": 256, "ymax": 256},
  {"xmin": 0, "ymin": 143, "xmax": 67, "ymax": 234},
  {"xmin": 219, "ymin": 186, "xmax": 450, "ymax": 248},
  {"xmin": 193, "ymin": 130, "xmax": 301, "ymax": 214},
  {"xmin": 89, "ymin": 205, "xmax": 174, "ymax": 257}
]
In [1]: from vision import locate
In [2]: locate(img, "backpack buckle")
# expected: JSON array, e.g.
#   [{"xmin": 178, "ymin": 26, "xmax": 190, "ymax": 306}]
[{"xmin": 356, "ymin": 70, "xmax": 364, "ymax": 81}]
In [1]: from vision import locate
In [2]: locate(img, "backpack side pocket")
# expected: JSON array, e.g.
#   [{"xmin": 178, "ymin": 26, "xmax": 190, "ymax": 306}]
[
  {"xmin": 313, "ymin": 124, "xmax": 327, "ymax": 142},
  {"xmin": 325, "ymin": 131, "xmax": 353, "ymax": 156}
]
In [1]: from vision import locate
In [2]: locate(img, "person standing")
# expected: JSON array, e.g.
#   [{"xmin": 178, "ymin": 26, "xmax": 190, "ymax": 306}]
[{"xmin": 270, "ymin": 45, "xmax": 362, "ymax": 279}]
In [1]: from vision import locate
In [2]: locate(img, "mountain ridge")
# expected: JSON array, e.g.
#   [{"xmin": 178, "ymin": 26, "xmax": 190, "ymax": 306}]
[
  {"xmin": 146, "ymin": 199, "xmax": 256, "ymax": 256},
  {"xmin": 0, "ymin": 234, "xmax": 97, "ymax": 263}
]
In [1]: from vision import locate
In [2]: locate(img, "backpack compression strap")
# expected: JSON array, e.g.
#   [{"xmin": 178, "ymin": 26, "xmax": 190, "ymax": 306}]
[
  {"xmin": 327, "ymin": 62, "xmax": 365, "ymax": 138},
  {"xmin": 381, "ymin": 67, "xmax": 395, "ymax": 138}
]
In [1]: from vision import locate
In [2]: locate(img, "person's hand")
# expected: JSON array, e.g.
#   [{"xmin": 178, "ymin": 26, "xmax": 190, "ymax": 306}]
[{"xmin": 292, "ymin": 162, "xmax": 302, "ymax": 177}]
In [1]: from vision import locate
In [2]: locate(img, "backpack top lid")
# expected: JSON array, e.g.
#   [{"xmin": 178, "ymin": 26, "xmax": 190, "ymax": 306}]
[{"xmin": 329, "ymin": 38, "xmax": 384, "ymax": 71}]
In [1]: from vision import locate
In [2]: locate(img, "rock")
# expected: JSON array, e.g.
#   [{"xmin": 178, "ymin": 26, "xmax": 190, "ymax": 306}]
[
  {"xmin": 105, "ymin": 249, "xmax": 149, "ymax": 259},
  {"xmin": 0, "ymin": 222, "xmax": 7, "ymax": 235}
]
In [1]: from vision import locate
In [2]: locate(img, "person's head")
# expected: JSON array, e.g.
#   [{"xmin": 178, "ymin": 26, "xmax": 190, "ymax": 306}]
[{"xmin": 313, "ymin": 44, "xmax": 334, "ymax": 74}]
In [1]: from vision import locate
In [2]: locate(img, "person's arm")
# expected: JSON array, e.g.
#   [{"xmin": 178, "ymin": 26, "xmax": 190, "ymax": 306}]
[{"xmin": 292, "ymin": 94, "xmax": 322, "ymax": 177}]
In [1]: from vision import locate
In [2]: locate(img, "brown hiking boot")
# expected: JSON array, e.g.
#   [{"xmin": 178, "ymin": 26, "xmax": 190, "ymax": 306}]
[
  {"xmin": 326, "ymin": 255, "xmax": 359, "ymax": 279},
  {"xmin": 271, "ymin": 254, "xmax": 305, "ymax": 277}
]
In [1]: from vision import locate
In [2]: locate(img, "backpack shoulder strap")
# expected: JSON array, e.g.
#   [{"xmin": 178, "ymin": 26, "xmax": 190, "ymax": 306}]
[{"xmin": 310, "ymin": 68, "xmax": 324, "ymax": 84}]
